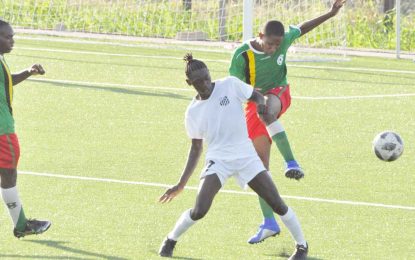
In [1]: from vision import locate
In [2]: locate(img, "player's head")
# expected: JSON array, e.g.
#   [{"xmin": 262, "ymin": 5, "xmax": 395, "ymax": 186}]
[
  {"xmin": 0, "ymin": 20, "xmax": 14, "ymax": 54},
  {"xmin": 258, "ymin": 20, "xmax": 284, "ymax": 55},
  {"xmin": 184, "ymin": 53, "xmax": 212, "ymax": 92}
]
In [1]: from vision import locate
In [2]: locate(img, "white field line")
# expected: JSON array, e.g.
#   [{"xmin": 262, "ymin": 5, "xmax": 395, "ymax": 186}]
[
  {"xmin": 289, "ymin": 64, "xmax": 415, "ymax": 75},
  {"xmin": 14, "ymin": 32, "xmax": 415, "ymax": 60},
  {"xmin": 28, "ymin": 78, "xmax": 415, "ymax": 100},
  {"xmin": 19, "ymin": 170, "xmax": 415, "ymax": 211},
  {"xmin": 16, "ymin": 47, "xmax": 415, "ymax": 75},
  {"xmin": 293, "ymin": 93, "xmax": 415, "ymax": 100},
  {"xmin": 15, "ymin": 33, "xmax": 234, "ymax": 53},
  {"xmin": 28, "ymin": 78, "xmax": 193, "ymax": 92},
  {"xmin": 15, "ymin": 47, "xmax": 228, "ymax": 63}
]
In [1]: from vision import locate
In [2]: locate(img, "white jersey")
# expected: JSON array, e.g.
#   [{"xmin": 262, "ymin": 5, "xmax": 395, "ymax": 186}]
[{"xmin": 185, "ymin": 76, "xmax": 258, "ymax": 160}]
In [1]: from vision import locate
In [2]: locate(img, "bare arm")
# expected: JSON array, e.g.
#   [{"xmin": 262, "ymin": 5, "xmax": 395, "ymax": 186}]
[
  {"xmin": 298, "ymin": 0, "xmax": 346, "ymax": 36},
  {"xmin": 176, "ymin": 139, "xmax": 203, "ymax": 188},
  {"xmin": 12, "ymin": 64, "xmax": 45, "ymax": 86},
  {"xmin": 159, "ymin": 139, "xmax": 203, "ymax": 203}
]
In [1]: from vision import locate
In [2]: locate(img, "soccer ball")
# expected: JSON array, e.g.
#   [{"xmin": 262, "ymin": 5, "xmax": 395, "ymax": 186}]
[{"xmin": 372, "ymin": 131, "xmax": 404, "ymax": 161}]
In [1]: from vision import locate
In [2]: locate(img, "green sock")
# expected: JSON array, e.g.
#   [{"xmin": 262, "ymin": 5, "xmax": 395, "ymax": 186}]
[
  {"xmin": 258, "ymin": 196, "xmax": 274, "ymax": 219},
  {"xmin": 15, "ymin": 208, "xmax": 27, "ymax": 231},
  {"xmin": 272, "ymin": 131, "xmax": 295, "ymax": 162}
]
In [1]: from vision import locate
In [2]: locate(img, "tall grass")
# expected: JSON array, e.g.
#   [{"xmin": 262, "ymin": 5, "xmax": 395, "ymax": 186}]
[
  {"xmin": 1, "ymin": 0, "xmax": 414, "ymax": 51},
  {"xmin": 346, "ymin": 1, "xmax": 415, "ymax": 51}
]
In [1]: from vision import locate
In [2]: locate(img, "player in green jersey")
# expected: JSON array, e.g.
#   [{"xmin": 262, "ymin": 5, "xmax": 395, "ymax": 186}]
[
  {"xmin": 0, "ymin": 20, "xmax": 51, "ymax": 238},
  {"xmin": 229, "ymin": 0, "xmax": 346, "ymax": 246}
]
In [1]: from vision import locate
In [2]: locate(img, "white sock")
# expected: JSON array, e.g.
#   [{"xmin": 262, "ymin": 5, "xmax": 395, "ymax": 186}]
[
  {"xmin": 279, "ymin": 207, "xmax": 307, "ymax": 247},
  {"xmin": 167, "ymin": 208, "xmax": 197, "ymax": 241},
  {"xmin": 1, "ymin": 187, "xmax": 26, "ymax": 228},
  {"xmin": 266, "ymin": 121, "xmax": 285, "ymax": 137}
]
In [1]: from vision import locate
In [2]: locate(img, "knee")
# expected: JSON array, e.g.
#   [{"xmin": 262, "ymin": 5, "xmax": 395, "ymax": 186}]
[
  {"xmin": 262, "ymin": 112, "xmax": 277, "ymax": 125},
  {"xmin": 271, "ymin": 202, "xmax": 288, "ymax": 216},
  {"xmin": 190, "ymin": 207, "xmax": 208, "ymax": 221},
  {"xmin": 0, "ymin": 169, "xmax": 17, "ymax": 189},
  {"xmin": 264, "ymin": 95, "xmax": 282, "ymax": 121}
]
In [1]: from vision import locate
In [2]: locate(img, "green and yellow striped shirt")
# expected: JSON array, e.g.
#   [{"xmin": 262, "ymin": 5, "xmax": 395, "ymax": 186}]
[
  {"xmin": 0, "ymin": 55, "xmax": 15, "ymax": 135},
  {"xmin": 229, "ymin": 25, "xmax": 301, "ymax": 93}
]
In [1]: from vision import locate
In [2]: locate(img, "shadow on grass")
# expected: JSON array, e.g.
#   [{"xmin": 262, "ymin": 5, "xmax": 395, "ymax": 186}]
[
  {"xmin": 263, "ymin": 247, "xmax": 323, "ymax": 260},
  {"xmin": 30, "ymin": 78, "xmax": 191, "ymax": 101},
  {"xmin": 0, "ymin": 255, "xmax": 93, "ymax": 260},
  {"xmin": 264, "ymin": 247, "xmax": 323, "ymax": 260},
  {"xmin": 149, "ymin": 249, "xmax": 203, "ymax": 260},
  {"xmin": 23, "ymin": 240, "xmax": 127, "ymax": 260},
  {"xmin": 17, "ymin": 53, "xmax": 415, "ymax": 84}
]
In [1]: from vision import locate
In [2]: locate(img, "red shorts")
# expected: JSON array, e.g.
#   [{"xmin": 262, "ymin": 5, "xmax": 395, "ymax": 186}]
[
  {"xmin": 0, "ymin": 133, "xmax": 20, "ymax": 169},
  {"xmin": 246, "ymin": 85, "xmax": 291, "ymax": 143}
]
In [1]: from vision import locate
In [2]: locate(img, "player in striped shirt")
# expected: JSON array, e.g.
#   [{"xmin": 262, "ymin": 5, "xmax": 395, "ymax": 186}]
[
  {"xmin": 229, "ymin": 0, "xmax": 346, "ymax": 244},
  {"xmin": 0, "ymin": 20, "xmax": 51, "ymax": 238}
]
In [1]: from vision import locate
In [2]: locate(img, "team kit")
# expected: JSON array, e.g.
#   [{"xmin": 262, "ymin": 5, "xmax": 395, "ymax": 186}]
[{"xmin": 0, "ymin": 1, "xmax": 353, "ymax": 259}]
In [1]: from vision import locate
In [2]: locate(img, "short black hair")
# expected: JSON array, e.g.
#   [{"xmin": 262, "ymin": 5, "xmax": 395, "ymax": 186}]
[
  {"xmin": 184, "ymin": 53, "xmax": 207, "ymax": 78},
  {"xmin": 0, "ymin": 19, "xmax": 10, "ymax": 29},
  {"xmin": 262, "ymin": 20, "xmax": 285, "ymax": 37}
]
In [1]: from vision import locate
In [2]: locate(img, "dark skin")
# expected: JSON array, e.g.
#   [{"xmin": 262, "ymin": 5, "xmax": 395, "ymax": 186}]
[
  {"xmin": 247, "ymin": 0, "xmax": 346, "ymax": 171},
  {"xmin": 0, "ymin": 24, "xmax": 45, "ymax": 84},
  {"xmin": 159, "ymin": 67, "xmax": 288, "ymax": 220},
  {"xmin": 251, "ymin": 0, "xmax": 346, "ymax": 55},
  {"xmin": 0, "ymin": 23, "xmax": 46, "ymax": 188}
]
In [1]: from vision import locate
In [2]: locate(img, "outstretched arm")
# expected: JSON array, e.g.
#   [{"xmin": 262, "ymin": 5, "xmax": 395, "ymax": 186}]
[
  {"xmin": 159, "ymin": 139, "xmax": 203, "ymax": 203},
  {"xmin": 12, "ymin": 64, "xmax": 45, "ymax": 86},
  {"xmin": 298, "ymin": 0, "xmax": 346, "ymax": 36}
]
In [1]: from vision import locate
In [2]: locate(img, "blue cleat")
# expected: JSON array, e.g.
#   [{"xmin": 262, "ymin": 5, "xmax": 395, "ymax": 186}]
[
  {"xmin": 285, "ymin": 160, "xmax": 304, "ymax": 180},
  {"xmin": 248, "ymin": 218, "xmax": 280, "ymax": 244}
]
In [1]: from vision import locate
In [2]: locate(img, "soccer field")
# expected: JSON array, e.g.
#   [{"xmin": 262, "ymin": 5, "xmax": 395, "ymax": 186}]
[{"xmin": 0, "ymin": 35, "xmax": 414, "ymax": 259}]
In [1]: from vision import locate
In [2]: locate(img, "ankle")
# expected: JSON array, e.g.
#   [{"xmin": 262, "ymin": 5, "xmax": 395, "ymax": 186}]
[{"xmin": 263, "ymin": 217, "xmax": 277, "ymax": 226}]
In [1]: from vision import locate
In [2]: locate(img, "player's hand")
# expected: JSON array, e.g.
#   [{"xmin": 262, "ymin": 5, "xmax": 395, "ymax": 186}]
[
  {"xmin": 329, "ymin": 0, "xmax": 346, "ymax": 16},
  {"xmin": 159, "ymin": 184, "xmax": 184, "ymax": 203},
  {"xmin": 29, "ymin": 64, "xmax": 45, "ymax": 76}
]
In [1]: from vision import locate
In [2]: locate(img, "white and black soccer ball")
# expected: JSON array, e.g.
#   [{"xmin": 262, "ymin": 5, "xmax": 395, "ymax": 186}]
[{"xmin": 372, "ymin": 131, "xmax": 404, "ymax": 161}]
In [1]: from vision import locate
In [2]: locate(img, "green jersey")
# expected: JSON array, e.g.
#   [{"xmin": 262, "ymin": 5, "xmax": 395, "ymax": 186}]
[
  {"xmin": 229, "ymin": 25, "xmax": 301, "ymax": 93},
  {"xmin": 0, "ymin": 56, "xmax": 15, "ymax": 135}
]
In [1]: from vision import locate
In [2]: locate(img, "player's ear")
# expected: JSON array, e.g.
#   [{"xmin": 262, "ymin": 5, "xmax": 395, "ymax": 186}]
[
  {"xmin": 258, "ymin": 32, "xmax": 264, "ymax": 39},
  {"xmin": 186, "ymin": 78, "xmax": 192, "ymax": 86}
]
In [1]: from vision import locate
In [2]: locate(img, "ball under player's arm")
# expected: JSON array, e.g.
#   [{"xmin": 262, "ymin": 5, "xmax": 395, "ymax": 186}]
[
  {"xmin": 298, "ymin": 0, "xmax": 346, "ymax": 36},
  {"xmin": 12, "ymin": 64, "xmax": 45, "ymax": 86},
  {"xmin": 159, "ymin": 139, "xmax": 203, "ymax": 203}
]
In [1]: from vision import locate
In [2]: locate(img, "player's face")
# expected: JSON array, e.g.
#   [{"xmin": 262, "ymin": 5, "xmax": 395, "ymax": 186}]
[
  {"xmin": 261, "ymin": 34, "xmax": 283, "ymax": 55},
  {"xmin": 0, "ymin": 25, "xmax": 14, "ymax": 54},
  {"xmin": 187, "ymin": 68, "xmax": 212, "ymax": 93}
]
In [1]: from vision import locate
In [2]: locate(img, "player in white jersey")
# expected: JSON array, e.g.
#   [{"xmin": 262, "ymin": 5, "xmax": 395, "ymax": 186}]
[{"xmin": 158, "ymin": 54, "xmax": 308, "ymax": 260}]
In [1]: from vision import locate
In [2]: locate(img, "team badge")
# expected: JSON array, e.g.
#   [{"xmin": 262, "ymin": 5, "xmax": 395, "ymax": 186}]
[{"xmin": 219, "ymin": 96, "xmax": 230, "ymax": 106}]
